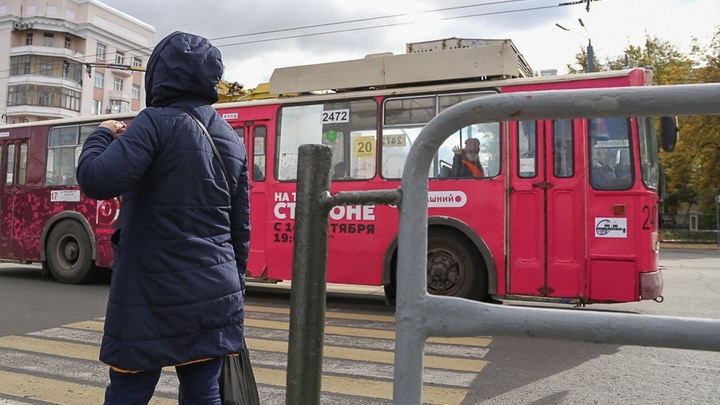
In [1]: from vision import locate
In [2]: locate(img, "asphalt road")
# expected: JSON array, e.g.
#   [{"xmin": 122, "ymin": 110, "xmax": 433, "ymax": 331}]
[
  {"xmin": 463, "ymin": 247, "xmax": 720, "ymax": 404},
  {"xmin": 0, "ymin": 247, "xmax": 718, "ymax": 404}
]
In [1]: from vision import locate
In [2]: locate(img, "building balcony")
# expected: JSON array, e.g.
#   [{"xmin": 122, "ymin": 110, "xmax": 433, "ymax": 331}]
[
  {"xmin": 10, "ymin": 45, "xmax": 83, "ymax": 60},
  {"xmin": 8, "ymin": 75, "xmax": 82, "ymax": 89},
  {"xmin": 109, "ymin": 90, "xmax": 131, "ymax": 103},
  {"xmin": 5, "ymin": 105, "xmax": 79, "ymax": 122}
]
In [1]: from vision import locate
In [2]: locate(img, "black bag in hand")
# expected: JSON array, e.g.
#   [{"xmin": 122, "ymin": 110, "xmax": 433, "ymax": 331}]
[{"xmin": 219, "ymin": 338, "xmax": 260, "ymax": 405}]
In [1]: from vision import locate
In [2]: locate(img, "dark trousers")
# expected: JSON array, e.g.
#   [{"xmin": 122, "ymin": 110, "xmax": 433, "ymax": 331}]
[{"xmin": 104, "ymin": 356, "xmax": 223, "ymax": 405}]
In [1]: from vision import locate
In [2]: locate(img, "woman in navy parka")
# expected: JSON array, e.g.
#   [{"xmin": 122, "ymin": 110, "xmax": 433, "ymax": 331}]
[{"xmin": 77, "ymin": 31, "xmax": 249, "ymax": 404}]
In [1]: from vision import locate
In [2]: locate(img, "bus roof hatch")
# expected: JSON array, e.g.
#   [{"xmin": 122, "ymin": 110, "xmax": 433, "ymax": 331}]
[{"xmin": 269, "ymin": 38, "xmax": 534, "ymax": 94}]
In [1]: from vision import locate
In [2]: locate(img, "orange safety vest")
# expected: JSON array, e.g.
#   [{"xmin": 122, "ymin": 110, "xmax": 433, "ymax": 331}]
[{"xmin": 462, "ymin": 160, "xmax": 484, "ymax": 177}]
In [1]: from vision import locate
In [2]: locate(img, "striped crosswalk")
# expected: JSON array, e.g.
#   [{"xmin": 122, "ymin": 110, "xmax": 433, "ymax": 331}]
[{"xmin": 0, "ymin": 303, "xmax": 491, "ymax": 404}]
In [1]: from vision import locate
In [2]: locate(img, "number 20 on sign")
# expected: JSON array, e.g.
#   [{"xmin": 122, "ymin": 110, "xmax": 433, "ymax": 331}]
[{"xmin": 354, "ymin": 136, "xmax": 375, "ymax": 158}]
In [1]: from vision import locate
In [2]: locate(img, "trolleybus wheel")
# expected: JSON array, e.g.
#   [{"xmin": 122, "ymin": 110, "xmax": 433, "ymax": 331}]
[
  {"xmin": 46, "ymin": 220, "xmax": 96, "ymax": 284},
  {"xmin": 427, "ymin": 229, "xmax": 487, "ymax": 301}
]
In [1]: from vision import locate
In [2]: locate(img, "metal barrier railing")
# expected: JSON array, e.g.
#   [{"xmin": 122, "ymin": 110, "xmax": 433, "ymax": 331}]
[{"xmin": 286, "ymin": 83, "xmax": 720, "ymax": 405}]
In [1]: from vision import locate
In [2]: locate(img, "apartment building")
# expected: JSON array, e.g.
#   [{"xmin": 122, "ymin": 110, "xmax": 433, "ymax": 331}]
[{"xmin": 0, "ymin": 0, "xmax": 155, "ymax": 123}]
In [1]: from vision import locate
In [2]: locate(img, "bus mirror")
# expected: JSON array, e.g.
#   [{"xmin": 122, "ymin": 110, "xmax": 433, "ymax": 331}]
[{"xmin": 660, "ymin": 116, "xmax": 678, "ymax": 152}]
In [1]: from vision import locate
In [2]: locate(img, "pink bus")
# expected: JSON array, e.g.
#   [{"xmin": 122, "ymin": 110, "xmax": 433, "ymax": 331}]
[{"xmin": 220, "ymin": 66, "xmax": 668, "ymax": 305}]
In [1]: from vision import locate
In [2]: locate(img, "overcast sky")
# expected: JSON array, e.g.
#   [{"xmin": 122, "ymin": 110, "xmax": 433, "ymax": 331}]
[{"xmin": 100, "ymin": 0, "xmax": 718, "ymax": 89}]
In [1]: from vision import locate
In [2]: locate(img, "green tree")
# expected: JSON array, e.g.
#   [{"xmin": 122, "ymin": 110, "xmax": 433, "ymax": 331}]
[
  {"xmin": 605, "ymin": 35, "xmax": 694, "ymax": 84},
  {"xmin": 565, "ymin": 45, "xmax": 601, "ymax": 74},
  {"xmin": 619, "ymin": 36, "xmax": 696, "ymax": 215},
  {"xmin": 679, "ymin": 28, "xmax": 720, "ymax": 213}
]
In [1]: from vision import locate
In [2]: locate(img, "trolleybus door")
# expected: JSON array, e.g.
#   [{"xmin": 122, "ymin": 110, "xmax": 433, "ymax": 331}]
[
  {"xmin": 224, "ymin": 114, "xmax": 270, "ymax": 280},
  {"xmin": 508, "ymin": 120, "xmax": 587, "ymax": 300},
  {"xmin": 247, "ymin": 122, "xmax": 269, "ymax": 279},
  {"xmin": 0, "ymin": 138, "xmax": 28, "ymax": 260}
]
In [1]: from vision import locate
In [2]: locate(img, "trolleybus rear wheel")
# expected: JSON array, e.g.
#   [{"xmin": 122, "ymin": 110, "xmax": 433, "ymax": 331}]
[{"xmin": 46, "ymin": 220, "xmax": 95, "ymax": 284}]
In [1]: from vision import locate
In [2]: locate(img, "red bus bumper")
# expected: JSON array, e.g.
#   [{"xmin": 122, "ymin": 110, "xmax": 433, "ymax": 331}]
[{"xmin": 640, "ymin": 270, "xmax": 663, "ymax": 300}]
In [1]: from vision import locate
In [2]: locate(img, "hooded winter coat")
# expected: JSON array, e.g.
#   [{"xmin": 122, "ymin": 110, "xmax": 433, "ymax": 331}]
[{"xmin": 77, "ymin": 32, "xmax": 250, "ymax": 371}]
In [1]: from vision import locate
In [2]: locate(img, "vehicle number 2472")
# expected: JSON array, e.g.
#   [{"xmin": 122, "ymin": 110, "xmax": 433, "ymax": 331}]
[{"xmin": 322, "ymin": 109, "xmax": 349, "ymax": 124}]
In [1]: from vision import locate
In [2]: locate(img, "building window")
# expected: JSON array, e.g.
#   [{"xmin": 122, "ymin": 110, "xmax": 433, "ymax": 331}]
[
  {"xmin": 115, "ymin": 51, "xmax": 125, "ymax": 65},
  {"xmin": 132, "ymin": 57, "xmax": 142, "ymax": 67},
  {"xmin": 96, "ymin": 43, "xmax": 106, "ymax": 60},
  {"xmin": 10, "ymin": 55, "xmax": 79, "ymax": 79},
  {"xmin": 37, "ymin": 90, "xmax": 55, "ymax": 106},
  {"xmin": 7, "ymin": 84, "xmax": 80, "ymax": 112},
  {"xmin": 40, "ymin": 61, "xmax": 53, "ymax": 76},
  {"xmin": 110, "ymin": 99, "xmax": 130, "ymax": 114},
  {"xmin": 92, "ymin": 100, "xmax": 102, "ymax": 115},
  {"xmin": 94, "ymin": 72, "xmax": 104, "ymax": 88},
  {"xmin": 9, "ymin": 55, "xmax": 31, "ymax": 76},
  {"xmin": 64, "ymin": 36, "xmax": 72, "ymax": 49},
  {"xmin": 25, "ymin": 33, "xmax": 33, "ymax": 45},
  {"xmin": 43, "ymin": 33, "xmax": 54, "ymax": 47},
  {"xmin": 61, "ymin": 88, "xmax": 80, "ymax": 111},
  {"xmin": 132, "ymin": 84, "xmax": 141, "ymax": 99},
  {"xmin": 113, "ymin": 77, "xmax": 124, "ymax": 91},
  {"xmin": 7, "ymin": 86, "xmax": 24, "ymax": 105},
  {"xmin": 63, "ymin": 62, "xmax": 83, "ymax": 82}
]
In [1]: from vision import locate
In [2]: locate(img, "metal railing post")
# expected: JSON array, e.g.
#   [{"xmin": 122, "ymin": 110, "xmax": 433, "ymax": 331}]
[
  {"xmin": 286, "ymin": 144, "xmax": 333, "ymax": 405},
  {"xmin": 286, "ymin": 144, "xmax": 401, "ymax": 404}
]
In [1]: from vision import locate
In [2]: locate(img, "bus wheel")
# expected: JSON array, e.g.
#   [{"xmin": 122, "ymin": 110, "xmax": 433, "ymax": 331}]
[
  {"xmin": 46, "ymin": 220, "xmax": 96, "ymax": 284},
  {"xmin": 427, "ymin": 229, "xmax": 487, "ymax": 301}
]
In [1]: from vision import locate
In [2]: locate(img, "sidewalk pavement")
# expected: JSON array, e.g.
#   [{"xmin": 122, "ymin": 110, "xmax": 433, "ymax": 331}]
[{"xmin": 660, "ymin": 242, "xmax": 720, "ymax": 250}]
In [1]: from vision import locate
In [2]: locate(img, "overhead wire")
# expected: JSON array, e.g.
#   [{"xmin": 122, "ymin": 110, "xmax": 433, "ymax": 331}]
[
  {"xmin": 213, "ymin": 3, "xmax": 560, "ymax": 48},
  {"xmin": 209, "ymin": 0, "xmax": 535, "ymax": 42},
  {"xmin": 0, "ymin": 0, "xmax": 594, "ymax": 83}
]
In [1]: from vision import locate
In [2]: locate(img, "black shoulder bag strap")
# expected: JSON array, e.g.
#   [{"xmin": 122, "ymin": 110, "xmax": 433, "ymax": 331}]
[{"xmin": 177, "ymin": 107, "xmax": 234, "ymax": 196}]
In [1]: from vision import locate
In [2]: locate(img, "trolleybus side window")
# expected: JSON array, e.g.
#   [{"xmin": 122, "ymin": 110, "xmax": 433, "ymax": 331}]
[
  {"xmin": 518, "ymin": 121, "xmax": 538, "ymax": 178},
  {"xmin": 46, "ymin": 123, "xmax": 97, "ymax": 186},
  {"xmin": 276, "ymin": 99, "xmax": 377, "ymax": 181},
  {"xmin": 382, "ymin": 91, "xmax": 500, "ymax": 179},
  {"xmin": 6, "ymin": 144, "xmax": 15, "ymax": 185},
  {"xmin": 5, "ymin": 142, "xmax": 29, "ymax": 186},
  {"xmin": 553, "ymin": 119, "xmax": 574, "ymax": 178},
  {"xmin": 637, "ymin": 116, "xmax": 660, "ymax": 190},
  {"xmin": 253, "ymin": 126, "xmax": 266, "ymax": 182},
  {"xmin": 18, "ymin": 143, "xmax": 28, "ymax": 186},
  {"xmin": 589, "ymin": 117, "xmax": 633, "ymax": 190}
]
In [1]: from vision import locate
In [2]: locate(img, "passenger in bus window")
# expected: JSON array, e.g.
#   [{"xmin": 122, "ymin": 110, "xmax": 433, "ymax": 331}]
[
  {"xmin": 614, "ymin": 162, "xmax": 631, "ymax": 184},
  {"xmin": 60, "ymin": 173, "xmax": 76, "ymax": 185},
  {"xmin": 451, "ymin": 138, "xmax": 485, "ymax": 178},
  {"xmin": 76, "ymin": 31, "xmax": 249, "ymax": 405},
  {"xmin": 332, "ymin": 161, "xmax": 347, "ymax": 179},
  {"xmin": 590, "ymin": 138, "xmax": 616, "ymax": 188}
]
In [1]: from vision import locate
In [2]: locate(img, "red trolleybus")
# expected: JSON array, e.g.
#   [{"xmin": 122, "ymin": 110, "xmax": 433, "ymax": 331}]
[
  {"xmin": 0, "ymin": 39, "xmax": 675, "ymax": 305},
  {"xmin": 0, "ymin": 113, "xmax": 134, "ymax": 283}
]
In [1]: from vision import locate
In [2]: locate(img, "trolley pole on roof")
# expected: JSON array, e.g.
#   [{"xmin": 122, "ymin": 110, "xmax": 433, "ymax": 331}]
[{"xmin": 556, "ymin": 19, "xmax": 595, "ymax": 72}]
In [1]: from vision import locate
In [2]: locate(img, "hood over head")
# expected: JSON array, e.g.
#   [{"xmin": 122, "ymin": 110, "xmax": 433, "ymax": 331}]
[{"xmin": 145, "ymin": 31, "xmax": 223, "ymax": 107}]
